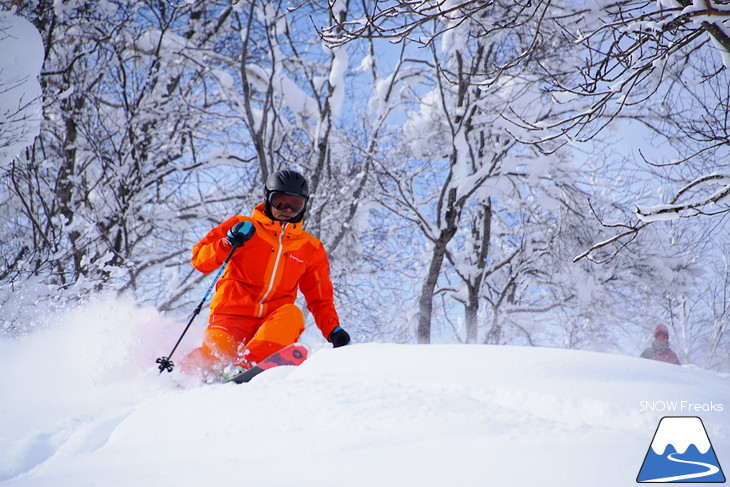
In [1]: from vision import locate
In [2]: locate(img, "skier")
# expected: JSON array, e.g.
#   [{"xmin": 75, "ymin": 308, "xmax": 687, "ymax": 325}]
[
  {"xmin": 181, "ymin": 169, "xmax": 351, "ymax": 379},
  {"xmin": 640, "ymin": 324, "xmax": 680, "ymax": 365}
]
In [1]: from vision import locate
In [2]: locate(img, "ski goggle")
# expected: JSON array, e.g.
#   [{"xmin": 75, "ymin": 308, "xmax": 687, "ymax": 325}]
[{"xmin": 269, "ymin": 192, "xmax": 307, "ymax": 213}]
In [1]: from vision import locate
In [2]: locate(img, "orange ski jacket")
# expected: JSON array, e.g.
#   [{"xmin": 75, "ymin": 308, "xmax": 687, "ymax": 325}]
[{"xmin": 191, "ymin": 203, "xmax": 340, "ymax": 339}]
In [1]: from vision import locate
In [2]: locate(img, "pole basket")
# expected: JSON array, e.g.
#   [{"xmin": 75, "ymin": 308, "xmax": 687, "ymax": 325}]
[{"xmin": 156, "ymin": 356, "xmax": 175, "ymax": 373}]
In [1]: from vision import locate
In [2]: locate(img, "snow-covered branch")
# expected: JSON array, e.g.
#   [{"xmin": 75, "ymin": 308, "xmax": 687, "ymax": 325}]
[{"xmin": 636, "ymin": 173, "xmax": 730, "ymax": 222}]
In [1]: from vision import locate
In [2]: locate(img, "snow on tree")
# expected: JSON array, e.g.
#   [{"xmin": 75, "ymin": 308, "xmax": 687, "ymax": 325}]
[
  {"xmin": 0, "ymin": 11, "xmax": 43, "ymax": 167},
  {"xmin": 1, "ymin": 1, "xmax": 727, "ymax": 368}
]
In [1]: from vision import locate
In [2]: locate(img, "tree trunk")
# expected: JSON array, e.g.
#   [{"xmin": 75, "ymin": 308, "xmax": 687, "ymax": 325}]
[
  {"xmin": 464, "ymin": 199, "xmax": 492, "ymax": 343},
  {"xmin": 417, "ymin": 241, "xmax": 447, "ymax": 343},
  {"xmin": 416, "ymin": 188, "xmax": 460, "ymax": 343}
]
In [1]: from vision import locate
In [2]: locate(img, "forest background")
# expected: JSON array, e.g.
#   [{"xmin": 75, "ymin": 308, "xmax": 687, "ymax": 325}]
[{"xmin": 1, "ymin": 0, "xmax": 729, "ymax": 370}]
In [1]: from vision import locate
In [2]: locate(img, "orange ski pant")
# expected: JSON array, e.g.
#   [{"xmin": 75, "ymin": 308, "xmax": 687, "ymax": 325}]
[{"xmin": 182, "ymin": 304, "xmax": 305, "ymax": 373}]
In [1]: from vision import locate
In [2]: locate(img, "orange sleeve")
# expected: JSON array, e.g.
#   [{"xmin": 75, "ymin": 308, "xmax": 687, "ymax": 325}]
[
  {"xmin": 191, "ymin": 216, "xmax": 244, "ymax": 274},
  {"xmin": 299, "ymin": 243, "xmax": 340, "ymax": 339}
]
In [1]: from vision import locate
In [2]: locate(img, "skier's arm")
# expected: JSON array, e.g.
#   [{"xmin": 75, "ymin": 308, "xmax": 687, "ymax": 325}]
[
  {"xmin": 669, "ymin": 350, "xmax": 681, "ymax": 365},
  {"xmin": 299, "ymin": 244, "xmax": 340, "ymax": 340},
  {"xmin": 191, "ymin": 216, "xmax": 244, "ymax": 273}
]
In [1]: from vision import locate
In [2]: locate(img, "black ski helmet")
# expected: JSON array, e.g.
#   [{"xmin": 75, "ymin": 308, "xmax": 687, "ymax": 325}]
[{"xmin": 263, "ymin": 169, "xmax": 310, "ymax": 222}]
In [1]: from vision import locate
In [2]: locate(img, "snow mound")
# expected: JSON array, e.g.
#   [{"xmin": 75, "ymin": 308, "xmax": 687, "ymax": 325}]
[{"xmin": 1, "ymin": 297, "xmax": 728, "ymax": 487}]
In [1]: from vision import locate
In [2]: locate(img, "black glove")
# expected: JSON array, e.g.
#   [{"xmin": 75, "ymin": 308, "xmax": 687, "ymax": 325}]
[
  {"xmin": 328, "ymin": 326, "xmax": 351, "ymax": 348},
  {"xmin": 225, "ymin": 221, "xmax": 256, "ymax": 247}
]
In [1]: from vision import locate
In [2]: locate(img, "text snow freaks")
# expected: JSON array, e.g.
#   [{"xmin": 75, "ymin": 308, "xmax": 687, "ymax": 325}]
[{"xmin": 640, "ymin": 401, "xmax": 724, "ymax": 413}]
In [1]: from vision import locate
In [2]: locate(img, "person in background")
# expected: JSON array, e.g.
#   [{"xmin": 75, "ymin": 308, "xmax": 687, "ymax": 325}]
[
  {"xmin": 640, "ymin": 324, "xmax": 680, "ymax": 365},
  {"xmin": 181, "ymin": 169, "xmax": 351, "ymax": 380}
]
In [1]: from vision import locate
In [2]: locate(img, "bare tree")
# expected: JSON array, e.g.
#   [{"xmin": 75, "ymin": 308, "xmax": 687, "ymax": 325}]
[
  {"xmin": 520, "ymin": 0, "xmax": 730, "ymax": 261},
  {"xmin": 321, "ymin": 1, "xmax": 730, "ymax": 265},
  {"xmin": 1, "ymin": 0, "xmax": 396, "ymax": 342},
  {"xmin": 2, "ymin": 1, "xmax": 257, "ymax": 313},
  {"xmin": 366, "ymin": 1, "xmax": 585, "ymax": 343}
]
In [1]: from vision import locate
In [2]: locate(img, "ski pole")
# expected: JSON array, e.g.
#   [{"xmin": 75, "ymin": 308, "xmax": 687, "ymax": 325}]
[{"xmin": 156, "ymin": 242, "xmax": 239, "ymax": 374}]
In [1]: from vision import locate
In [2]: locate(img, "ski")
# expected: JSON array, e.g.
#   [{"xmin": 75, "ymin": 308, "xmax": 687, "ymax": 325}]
[{"xmin": 224, "ymin": 343, "xmax": 309, "ymax": 384}]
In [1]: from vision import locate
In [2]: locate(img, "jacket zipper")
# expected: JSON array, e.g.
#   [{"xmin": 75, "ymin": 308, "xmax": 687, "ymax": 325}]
[{"xmin": 257, "ymin": 223, "xmax": 287, "ymax": 317}]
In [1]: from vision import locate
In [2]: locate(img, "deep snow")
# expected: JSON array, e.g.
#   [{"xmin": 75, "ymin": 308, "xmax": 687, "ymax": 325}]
[{"xmin": 1, "ymin": 297, "xmax": 728, "ymax": 487}]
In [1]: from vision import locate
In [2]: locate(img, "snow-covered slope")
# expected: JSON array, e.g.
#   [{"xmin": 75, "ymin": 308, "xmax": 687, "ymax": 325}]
[{"xmin": 1, "ymin": 297, "xmax": 728, "ymax": 486}]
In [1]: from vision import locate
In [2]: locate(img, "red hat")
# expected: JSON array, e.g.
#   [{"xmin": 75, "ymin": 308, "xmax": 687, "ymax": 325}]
[{"xmin": 654, "ymin": 324, "xmax": 669, "ymax": 340}]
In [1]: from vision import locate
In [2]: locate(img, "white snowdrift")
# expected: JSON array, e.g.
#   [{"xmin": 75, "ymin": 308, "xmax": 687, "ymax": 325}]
[
  {"xmin": 1, "ymin": 297, "xmax": 728, "ymax": 487},
  {"xmin": 0, "ymin": 12, "xmax": 44, "ymax": 166}
]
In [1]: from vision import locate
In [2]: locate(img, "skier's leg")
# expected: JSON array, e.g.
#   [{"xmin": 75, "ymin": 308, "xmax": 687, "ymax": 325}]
[
  {"xmin": 240, "ymin": 304, "xmax": 305, "ymax": 364},
  {"xmin": 180, "ymin": 312, "xmax": 261, "ymax": 376},
  {"xmin": 180, "ymin": 327, "xmax": 242, "ymax": 375}
]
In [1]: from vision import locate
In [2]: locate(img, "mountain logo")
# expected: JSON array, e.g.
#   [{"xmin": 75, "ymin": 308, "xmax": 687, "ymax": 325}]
[{"xmin": 637, "ymin": 416, "xmax": 726, "ymax": 483}]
